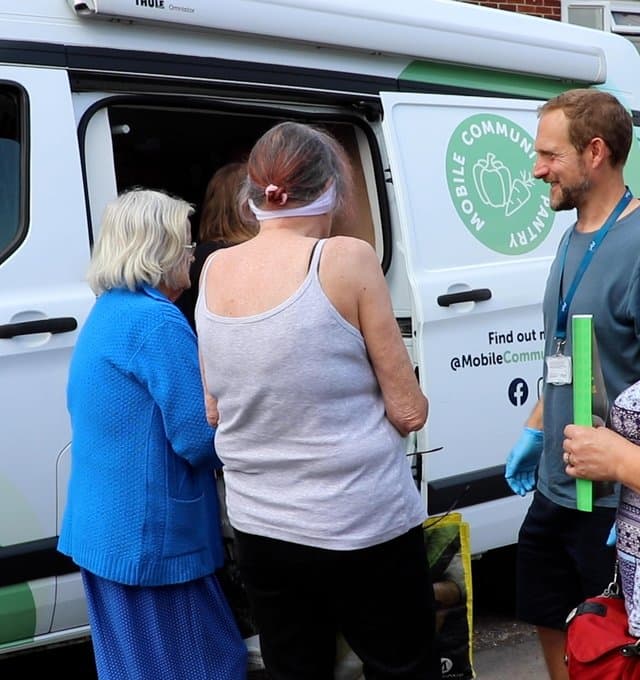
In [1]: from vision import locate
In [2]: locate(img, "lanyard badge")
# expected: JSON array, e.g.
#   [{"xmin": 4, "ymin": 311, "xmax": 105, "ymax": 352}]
[{"xmin": 546, "ymin": 338, "xmax": 572, "ymax": 385}]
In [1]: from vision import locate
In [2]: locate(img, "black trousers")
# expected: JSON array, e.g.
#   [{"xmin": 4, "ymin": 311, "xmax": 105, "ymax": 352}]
[{"xmin": 234, "ymin": 525, "xmax": 441, "ymax": 680}]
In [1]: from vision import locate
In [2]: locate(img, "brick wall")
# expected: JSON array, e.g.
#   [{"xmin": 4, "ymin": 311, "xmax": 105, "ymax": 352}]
[{"xmin": 463, "ymin": 0, "xmax": 561, "ymax": 20}]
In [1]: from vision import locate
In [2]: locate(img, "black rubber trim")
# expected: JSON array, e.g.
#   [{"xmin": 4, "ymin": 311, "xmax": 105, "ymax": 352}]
[
  {"xmin": 0, "ymin": 538, "xmax": 77, "ymax": 588},
  {"xmin": 68, "ymin": 45, "xmax": 399, "ymax": 96},
  {"xmin": 0, "ymin": 40, "xmax": 66, "ymax": 68},
  {"xmin": 0, "ymin": 39, "xmax": 397, "ymax": 97},
  {"xmin": 427, "ymin": 465, "xmax": 511, "ymax": 515},
  {"xmin": 0, "ymin": 81, "xmax": 31, "ymax": 267}
]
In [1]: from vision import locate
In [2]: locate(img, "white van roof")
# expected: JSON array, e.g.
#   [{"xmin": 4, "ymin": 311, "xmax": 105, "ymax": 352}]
[{"xmin": 2, "ymin": 0, "xmax": 639, "ymax": 100}]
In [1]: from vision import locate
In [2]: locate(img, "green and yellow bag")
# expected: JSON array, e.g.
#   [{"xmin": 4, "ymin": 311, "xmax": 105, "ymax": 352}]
[
  {"xmin": 425, "ymin": 512, "xmax": 474, "ymax": 680},
  {"xmin": 334, "ymin": 512, "xmax": 474, "ymax": 680}
]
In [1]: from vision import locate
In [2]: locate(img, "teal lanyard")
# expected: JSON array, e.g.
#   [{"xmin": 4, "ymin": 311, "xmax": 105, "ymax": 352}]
[{"xmin": 554, "ymin": 187, "xmax": 633, "ymax": 346}]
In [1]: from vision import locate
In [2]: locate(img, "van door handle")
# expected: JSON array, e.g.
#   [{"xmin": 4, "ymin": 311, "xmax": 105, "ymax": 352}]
[
  {"xmin": 437, "ymin": 288, "xmax": 492, "ymax": 307},
  {"xmin": 0, "ymin": 317, "xmax": 78, "ymax": 339}
]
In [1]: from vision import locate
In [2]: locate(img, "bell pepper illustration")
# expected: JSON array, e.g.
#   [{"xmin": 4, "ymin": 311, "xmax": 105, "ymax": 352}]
[
  {"xmin": 472, "ymin": 153, "xmax": 512, "ymax": 209},
  {"xmin": 505, "ymin": 171, "xmax": 535, "ymax": 216}
]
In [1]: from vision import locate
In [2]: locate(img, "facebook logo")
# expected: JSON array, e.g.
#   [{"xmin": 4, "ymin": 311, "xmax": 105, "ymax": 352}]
[{"xmin": 508, "ymin": 378, "xmax": 529, "ymax": 407}]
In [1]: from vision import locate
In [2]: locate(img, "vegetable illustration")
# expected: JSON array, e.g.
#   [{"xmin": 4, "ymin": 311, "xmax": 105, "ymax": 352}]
[
  {"xmin": 472, "ymin": 153, "xmax": 512, "ymax": 208},
  {"xmin": 505, "ymin": 171, "xmax": 535, "ymax": 216}
]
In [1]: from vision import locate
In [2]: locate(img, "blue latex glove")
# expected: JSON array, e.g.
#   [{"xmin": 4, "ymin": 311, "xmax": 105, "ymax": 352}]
[
  {"xmin": 505, "ymin": 427, "xmax": 544, "ymax": 496},
  {"xmin": 607, "ymin": 523, "xmax": 617, "ymax": 547}
]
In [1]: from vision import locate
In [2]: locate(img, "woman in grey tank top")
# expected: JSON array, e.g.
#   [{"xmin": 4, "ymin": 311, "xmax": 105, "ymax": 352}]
[{"xmin": 197, "ymin": 121, "xmax": 441, "ymax": 679}]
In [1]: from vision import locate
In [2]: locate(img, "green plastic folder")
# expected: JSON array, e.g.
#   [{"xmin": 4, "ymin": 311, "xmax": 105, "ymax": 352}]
[{"xmin": 572, "ymin": 314, "xmax": 593, "ymax": 512}]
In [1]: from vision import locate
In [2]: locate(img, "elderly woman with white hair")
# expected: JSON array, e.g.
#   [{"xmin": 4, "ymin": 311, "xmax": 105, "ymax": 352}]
[{"xmin": 57, "ymin": 188, "xmax": 246, "ymax": 680}]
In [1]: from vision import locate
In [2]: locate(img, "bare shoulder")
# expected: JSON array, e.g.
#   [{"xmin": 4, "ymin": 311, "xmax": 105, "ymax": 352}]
[
  {"xmin": 202, "ymin": 242, "xmax": 241, "ymax": 278},
  {"xmin": 322, "ymin": 236, "xmax": 379, "ymax": 275},
  {"xmin": 319, "ymin": 237, "xmax": 381, "ymax": 325}
]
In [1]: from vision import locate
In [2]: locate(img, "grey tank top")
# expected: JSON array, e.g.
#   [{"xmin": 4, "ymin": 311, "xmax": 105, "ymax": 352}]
[{"xmin": 195, "ymin": 238, "xmax": 425, "ymax": 550}]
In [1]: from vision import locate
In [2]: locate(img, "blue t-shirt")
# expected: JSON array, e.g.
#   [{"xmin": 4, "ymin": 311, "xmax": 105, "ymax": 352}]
[{"xmin": 539, "ymin": 207, "xmax": 640, "ymax": 508}]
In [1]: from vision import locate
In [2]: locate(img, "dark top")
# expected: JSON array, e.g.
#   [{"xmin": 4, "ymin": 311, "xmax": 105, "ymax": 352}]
[{"xmin": 175, "ymin": 239, "xmax": 229, "ymax": 332}]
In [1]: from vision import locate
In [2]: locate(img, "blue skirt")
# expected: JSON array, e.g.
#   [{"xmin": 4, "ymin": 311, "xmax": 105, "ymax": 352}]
[{"xmin": 82, "ymin": 570, "xmax": 247, "ymax": 680}]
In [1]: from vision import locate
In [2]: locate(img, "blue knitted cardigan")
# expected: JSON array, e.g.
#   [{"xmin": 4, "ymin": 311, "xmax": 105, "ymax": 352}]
[{"xmin": 58, "ymin": 285, "xmax": 223, "ymax": 586}]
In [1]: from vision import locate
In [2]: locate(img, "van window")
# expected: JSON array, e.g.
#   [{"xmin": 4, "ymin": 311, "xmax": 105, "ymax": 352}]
[
  {"xmin": 100, "ymin": 104, "xmax": 380, "ymax": 250},
  {"xmin": 0, "ymin": 86, "xmax": 21, "ymax": 257}
]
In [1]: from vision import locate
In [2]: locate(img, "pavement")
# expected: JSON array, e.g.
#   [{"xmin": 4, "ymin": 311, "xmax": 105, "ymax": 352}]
[
  {"xmin": 245, "ymin": 545, "xmax": 550, "ymax": 679},
  {"xmin": 246, "ymin": 619, "xmax": 547, "ymax": 679},
  {"xmin": 0, "ymin": 620, "xmax": 548, "ymax": 679},
  {"xmin": 472, "ymin": 613, "xmax": 546, "ymax": 678},
  {"xmin": 470, "ymin": 546, "xmax": 548, "ymax": 679},
  {"xmin": 474, "ymin": 636, "xmax": 546, "ymax": 678}
]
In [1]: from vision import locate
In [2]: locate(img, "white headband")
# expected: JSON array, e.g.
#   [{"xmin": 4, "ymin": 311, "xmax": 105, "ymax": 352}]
[{"xmin": 248, "ymin": 183, "xmax": 336, "ymax": 221}]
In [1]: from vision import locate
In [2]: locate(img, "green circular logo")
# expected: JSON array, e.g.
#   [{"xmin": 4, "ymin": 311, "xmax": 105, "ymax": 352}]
[{"xmin": 446, "ymin": 114, "xmax": 553, "ymax": 255}]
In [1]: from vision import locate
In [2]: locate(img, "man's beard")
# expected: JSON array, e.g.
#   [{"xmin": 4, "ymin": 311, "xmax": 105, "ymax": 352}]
[{"xmin": 550, "ymin": 175, "xmax": 591, "ymax": 212}]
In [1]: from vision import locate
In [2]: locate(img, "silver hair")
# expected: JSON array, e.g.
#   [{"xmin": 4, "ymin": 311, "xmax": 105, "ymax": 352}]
[{"xmin": 87, "ymin": 188, "xmax": 194, "ymax": 295}]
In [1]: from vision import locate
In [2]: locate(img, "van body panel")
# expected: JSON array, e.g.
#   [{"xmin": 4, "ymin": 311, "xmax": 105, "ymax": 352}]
[
  {"xmin": 379, "ymin": 93, "xmax": 577, "ymax": 551},
  {"xmin": 0, "ymin": 64, "xmax": 92, "ymax": 538},
  {"xmin": 0, "ymin": 63, "xmax": 94, "ymax": 652},
  {"xmin": 398, "ymin": 62, "xmax": 591, "ymax": 99},
  {"xmin": 3, "ymin": 0, "xmax": 640, "ymax": 657},
  {"xmin": 0, "ymin": 579, "xmax": 54, "ymax": 648}
]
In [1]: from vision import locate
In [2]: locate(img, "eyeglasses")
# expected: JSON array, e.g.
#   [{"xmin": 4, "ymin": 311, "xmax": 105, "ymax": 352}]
[{"xmin": 184, "ymin": 242, "xmax": 197, "ymax": 254}]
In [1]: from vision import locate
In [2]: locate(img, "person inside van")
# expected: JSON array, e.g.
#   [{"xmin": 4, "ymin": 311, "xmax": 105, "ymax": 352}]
[
  {"xmin": 196, "ymin": 121, "xmax": 441, "ymax": 679},
  {"xmin": 57, "ymin": 188, "xmax": 247, "ymax": 680},
  {"xmin": 175, "ymin": 161, "xmax": 258, "ymax": 331}
]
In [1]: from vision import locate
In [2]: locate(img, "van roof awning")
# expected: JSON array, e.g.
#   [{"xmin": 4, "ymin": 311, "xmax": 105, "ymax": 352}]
[{"xmin": 69, "ymin": 0, "xmax": 609, "ymax": 84}]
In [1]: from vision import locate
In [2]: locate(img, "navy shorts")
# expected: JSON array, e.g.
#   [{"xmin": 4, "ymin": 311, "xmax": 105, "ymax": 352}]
[{"xmin": 516, "ymin": 491, "xmax": 616, "ymax": 630}]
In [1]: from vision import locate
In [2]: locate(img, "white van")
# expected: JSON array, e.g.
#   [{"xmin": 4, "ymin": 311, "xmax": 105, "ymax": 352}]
[{"xmin": 2, "ymin": 0, "xmax": 640, "ymax": 657}]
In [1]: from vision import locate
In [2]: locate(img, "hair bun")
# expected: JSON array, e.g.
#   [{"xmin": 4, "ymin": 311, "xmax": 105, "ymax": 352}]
[{"xmin": 265, "ymin": 184, "xmax": 288, "ymax": 206}]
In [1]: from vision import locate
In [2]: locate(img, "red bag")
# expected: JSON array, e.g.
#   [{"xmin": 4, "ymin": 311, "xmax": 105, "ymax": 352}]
[{"xmin": 565, "ymin": 591, "xmax": 640, "ymax": 679}]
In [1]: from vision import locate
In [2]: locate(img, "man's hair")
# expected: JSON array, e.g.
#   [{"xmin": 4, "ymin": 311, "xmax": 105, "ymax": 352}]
[
  {"xmin": 539, "ymin": 88, "xmax": 633, "ymax": 167},
  {"xmin": 88, "ymin": 188, "xmax": 194, "ymax": 295}
]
